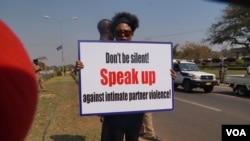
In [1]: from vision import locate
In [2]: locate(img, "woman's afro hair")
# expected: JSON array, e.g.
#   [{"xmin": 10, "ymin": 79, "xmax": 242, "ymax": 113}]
[{"xmin": 111, "ymin": 12, "xmax": 139, "ymax": 32}]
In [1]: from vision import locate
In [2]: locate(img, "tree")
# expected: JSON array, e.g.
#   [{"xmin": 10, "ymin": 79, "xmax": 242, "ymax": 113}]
[
  {"xmin": 220, "ymin": 48, "xmax": 229, "ymax": 57},
  {"xmin": 176, "ymin": 42, "xmax": 211, "ymax": 61},
  {"xmin": 173, "ymin": 43, "xmax": 179, "ymax": 57},
  {"xmin": 211, "ymin": 51, "xmax": 221, "ymax": 59},
  {"xmin": 206, "ymin": 5, "xmax": 250, "ymax": 52}
]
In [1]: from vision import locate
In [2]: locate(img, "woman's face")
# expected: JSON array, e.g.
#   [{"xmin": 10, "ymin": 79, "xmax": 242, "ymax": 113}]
[{"xmin": 114, "ymin": 23, "xmax": 133, "ymax": 41}]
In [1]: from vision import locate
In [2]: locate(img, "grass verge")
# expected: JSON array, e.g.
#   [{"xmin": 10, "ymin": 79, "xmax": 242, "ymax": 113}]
[{"xmin": 25, "ymin": 75, "xmax": 101, "ymax": 141}]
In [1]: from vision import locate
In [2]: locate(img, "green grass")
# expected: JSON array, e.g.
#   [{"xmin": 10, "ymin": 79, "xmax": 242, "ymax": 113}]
[{"xmin": 25, "ymin": 75, "xmax": 102, "ymax": 141}]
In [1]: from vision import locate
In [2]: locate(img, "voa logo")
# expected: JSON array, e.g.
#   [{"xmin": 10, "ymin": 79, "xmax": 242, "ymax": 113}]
[{"xmin": 226, "ymin": 129, "xmax": 246, "ymax": 136}]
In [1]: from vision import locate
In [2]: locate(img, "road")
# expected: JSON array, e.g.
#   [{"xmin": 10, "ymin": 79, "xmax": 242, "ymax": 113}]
[{"xmin": 150, "ymin": 85, "xmax": 250, "ymax": 141}]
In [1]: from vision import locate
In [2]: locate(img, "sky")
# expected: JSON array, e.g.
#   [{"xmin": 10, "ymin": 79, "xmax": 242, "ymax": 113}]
[{"xmin": 0, "ymin": 0, "xmax": 228, "ymax": 66}]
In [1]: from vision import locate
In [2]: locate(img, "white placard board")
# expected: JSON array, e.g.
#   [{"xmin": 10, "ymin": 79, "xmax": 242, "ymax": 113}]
[{"xmin": 78, "ymin": 40, "xmax": 174, "ymax": 116}]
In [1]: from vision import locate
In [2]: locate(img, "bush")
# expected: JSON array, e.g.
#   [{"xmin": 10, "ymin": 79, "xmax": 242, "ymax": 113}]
[
  {"xmin": 56, "ymin": 71, "xmax": 63, "ymax": 76},
  {"xmin": 227, "ymin": 67, "xmax": 246, "ymax": 70},
  {"xmin": 235, "ymin": 59, "xmax": 243, "ymax": 66},
  {"xmin": 212, "ymin": 58, "xmax": 221, "ymax": 63}
]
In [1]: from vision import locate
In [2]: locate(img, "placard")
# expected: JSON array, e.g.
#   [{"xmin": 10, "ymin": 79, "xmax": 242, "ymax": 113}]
[{"xmin": 78, "ymin": 40, "xmax": 174, "ymax": 116}]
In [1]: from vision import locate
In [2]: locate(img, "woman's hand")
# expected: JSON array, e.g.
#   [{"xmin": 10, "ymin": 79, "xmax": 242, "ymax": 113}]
[
  {"xmin": 75, "ymin": 60, "xmax": 84, "ymax": 72},
  {"xmin": 170, "ymin": 69, "xmax": 176, "ymax": 80}
]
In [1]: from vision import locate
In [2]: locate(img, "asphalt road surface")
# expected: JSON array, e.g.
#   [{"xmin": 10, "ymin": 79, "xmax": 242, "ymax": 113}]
[{"xmin": 148, "ymin": 85, "xmax": 250, "ymax": 141}]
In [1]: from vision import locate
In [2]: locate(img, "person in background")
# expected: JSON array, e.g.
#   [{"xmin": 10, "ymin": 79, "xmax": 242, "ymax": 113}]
[
  {"xmin": 75, "ymin": 19, "xmax": 113, "ymax": 71},
  {"xmin": 33, "ymin": 59, "xmax": 46, "ymax": 91},
  {"xmin": 140, "ymin": 112, "xmax": 161, "ymax": 141},
  {"xmin": 97, "ymin": 18, "xmax": 114, "ymax": 141},
  {"xmin": 75, "ymin": 18, "xmax": 114, "ymax": 141},
  {"xmin": 97, "ymin": 19, "xmax": 114, "ymax": 41}
]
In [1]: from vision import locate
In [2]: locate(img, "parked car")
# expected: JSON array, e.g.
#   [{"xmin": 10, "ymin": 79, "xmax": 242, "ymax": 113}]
[{"xmin": 224, "ymin": 74, "xmax": 250, "ymax": 95}]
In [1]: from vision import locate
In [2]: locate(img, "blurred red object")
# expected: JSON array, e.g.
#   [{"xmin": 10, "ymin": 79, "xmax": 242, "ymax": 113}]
[{"xmin": 0, "ymin": 20, "xmax": 38, "ymax": 141}]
